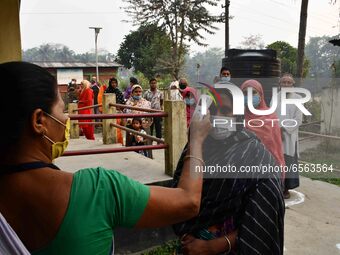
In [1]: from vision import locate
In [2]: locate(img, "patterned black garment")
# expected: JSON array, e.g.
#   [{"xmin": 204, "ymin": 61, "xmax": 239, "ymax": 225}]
[
  {"xmin": 172, "ymin": 130, "xmax": 285, "ymax": 255},
  {"xmin": 105, "ymin": 86, "xmax": 125, "ymax": 105}
]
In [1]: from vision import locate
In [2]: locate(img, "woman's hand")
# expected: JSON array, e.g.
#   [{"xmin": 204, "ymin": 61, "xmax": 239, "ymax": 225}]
[
  {"xmin": 181, "ymin": 235, "xmax": 216, "ymax": 255},
  {"xmin": 189, "ymin": 111, "xmax": 211, "ymax": 144}
]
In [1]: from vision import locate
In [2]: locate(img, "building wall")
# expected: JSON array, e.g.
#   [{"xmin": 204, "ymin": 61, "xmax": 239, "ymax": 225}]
[
  {"xmin": 0, "ymin": 0, "xmax": 22, "ymax": 63},
  {"xmin": 82, "ymin": 67, "xmax": 118, "ymax": 84}
]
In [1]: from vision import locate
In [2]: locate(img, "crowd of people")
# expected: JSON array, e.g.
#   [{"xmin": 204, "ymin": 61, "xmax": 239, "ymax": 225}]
[
  {"xmin": 0, "ymin": 61, "xmax": 304, "ymax": 255},
  {"xmin": 65, "ymin": 74, "xmax": 204, "ymax": 157}
]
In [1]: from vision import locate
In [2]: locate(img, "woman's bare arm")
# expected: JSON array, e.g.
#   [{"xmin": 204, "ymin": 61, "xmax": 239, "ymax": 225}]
[{"xmin": 136, "ymin": 113, "xmax": 211, "ymax": 227}]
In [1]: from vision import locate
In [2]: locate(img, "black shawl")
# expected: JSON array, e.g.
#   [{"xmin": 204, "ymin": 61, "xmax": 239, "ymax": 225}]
[{"xmin": 172, "ymin": 130, "xmax": 285, "ymax": 255}]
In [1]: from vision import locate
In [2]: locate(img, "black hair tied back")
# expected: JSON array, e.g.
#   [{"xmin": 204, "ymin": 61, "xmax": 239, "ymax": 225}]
[{"xmin": 0, "ymin": 62, "xmax": 58, "ymax": 153}]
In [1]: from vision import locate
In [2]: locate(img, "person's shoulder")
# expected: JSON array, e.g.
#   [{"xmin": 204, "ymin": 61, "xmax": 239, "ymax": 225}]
[
  {"xmin": 74, "ymin": 167, "xmax": 128, "ymax": 184},
  {"xmin": 144, "ymin": 89, "xmax": 152, "ymax": 95}
]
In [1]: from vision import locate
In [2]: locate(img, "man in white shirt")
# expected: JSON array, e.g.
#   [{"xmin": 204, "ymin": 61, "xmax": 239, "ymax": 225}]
[{"xmin": 275, "ymin": 73, "xmax": 303, "ymax": 199}]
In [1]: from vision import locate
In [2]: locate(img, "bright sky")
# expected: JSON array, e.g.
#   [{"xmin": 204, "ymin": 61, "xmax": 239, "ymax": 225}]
[{"xmin": 20, "ymin": 0, "xmax": 340, "ymax": 55}]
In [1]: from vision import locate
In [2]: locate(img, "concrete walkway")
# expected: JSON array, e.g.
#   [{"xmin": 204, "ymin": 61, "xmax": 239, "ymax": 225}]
[
  {"xmin": 284, "ymin": 177, "xmax": 340, "ymax": 254},
  {"xmin": 55, "ymin": 135, "xmax": 170, "ymax": 184}
]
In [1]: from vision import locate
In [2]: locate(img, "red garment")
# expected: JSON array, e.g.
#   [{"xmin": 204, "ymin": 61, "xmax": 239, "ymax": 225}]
[
  {"xmin": 182, "ymin": 87, "xmax": 199, "ymax": 128},
  {"xmin": 78, "ymin": 88, "xmax": 95, "ymax": 140},
  {"xmin": 240, "ymin": 80, "xmax": 285, "ymax": 168}
]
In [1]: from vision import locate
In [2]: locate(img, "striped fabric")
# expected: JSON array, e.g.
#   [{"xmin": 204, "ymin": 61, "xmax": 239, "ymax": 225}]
[
  {"xmin": 0, "ymin": 213, "xmax": 30, "ymax": 255},
  {"xmin": 173, "ymin": 130, "xmax": 285, "ymax": 255}
]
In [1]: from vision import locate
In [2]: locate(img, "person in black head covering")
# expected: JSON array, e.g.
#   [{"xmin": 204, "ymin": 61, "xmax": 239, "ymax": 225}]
[{"xmin": 173, "ymin": 88, "xmax": 285, "ymax": 255}]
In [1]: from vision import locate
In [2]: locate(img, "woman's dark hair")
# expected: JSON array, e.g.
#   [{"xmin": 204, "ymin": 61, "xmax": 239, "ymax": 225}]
[
  {"xmin": 0, "ymin": 61, "xmax": 58, "ymax": 152},
  {"xmin": 109, "ymin": 77, "xmax": 118, "ymax": 87}
]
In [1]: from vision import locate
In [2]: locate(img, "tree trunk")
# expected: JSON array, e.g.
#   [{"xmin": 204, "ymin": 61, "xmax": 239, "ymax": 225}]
[{"xmin": 296, "ymin": 0, "xmax": 309, "ymax": 79}]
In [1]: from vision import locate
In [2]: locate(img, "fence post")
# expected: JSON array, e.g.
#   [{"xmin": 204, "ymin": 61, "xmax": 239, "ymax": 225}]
[
  {"xmin": 68, "ymin": 103, "xmax": 79, "ymax": 139},
  {"xmin": 164, "ymin": 100, "xmax": 188, "ymax": 176},
  {"xmin": 163, "ymin": 90, "xmax": 170, "ymax": 100},
  {"xmin": 102, "ymin": 93, "xmax": 116, "ymax": 144}
]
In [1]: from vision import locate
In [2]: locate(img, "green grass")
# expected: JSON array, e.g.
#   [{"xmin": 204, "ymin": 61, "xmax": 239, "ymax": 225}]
[
  {"xmin": 141, "ymin": 240, "xmax": 178, "ymax": 255},
  {"xmin": 300, "ymin": 145, "xmax": 340, "ymax": 187}
]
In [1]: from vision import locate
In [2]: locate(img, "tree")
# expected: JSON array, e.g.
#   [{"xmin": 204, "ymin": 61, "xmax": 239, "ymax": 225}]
[
  {"xmin": 296, "ymin": 0, "xmax": 309, "ymax": 79},
  {"xmin": 267, "ymin": 41, "xmax": 309, "ymax": 76},
  {"xmin": 239, "ymin": 34, "xmax": 265, "ymax": 49},
  {"xmin": 22, "ymin": 43, "xmax": 115, "ymax": 62},
  {"xmin": 116, "ymin": 24, "xmax": 172, "ymax": 79},
  {"xmin": 305, "ymin": 35, "xmax": 340, "ymax": 77},
  {"xmin": 183, "ymin": 47, "xmax": 224, "ymax": 85},
  {"xmin": 122, "ymin": 0, "xmax": 223, "ymax": 78}
]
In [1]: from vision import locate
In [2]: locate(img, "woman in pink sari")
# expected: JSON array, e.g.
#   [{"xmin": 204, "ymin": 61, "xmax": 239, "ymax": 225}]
[
  {"xmin": 182, "ymin": 87, "xmax": 198, "ymax": 128},
  {"xmin": 78, "ymin": 80, "xmax": 95, "ymax": 140},
  {"xmin": 240, "ymin": 79, "xmax": 285, "ymax": 168}
]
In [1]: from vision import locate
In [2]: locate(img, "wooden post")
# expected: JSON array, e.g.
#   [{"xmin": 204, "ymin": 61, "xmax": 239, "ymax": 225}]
[
  {"xmin": 102, "ymin": 94, "xmax": 116, "ymax": 144},
  {"xmin": 68, "ymin": 103, "xmax": 79, "ymax": 139},
  {"xmin": 164, "ymin": 90, "xmax": 170, "ymax": 100},
  {"xmin": 0, "ymin": 0, "xmax": 22, "ymax": 63},
  {"xmin": 164, "ymin": 100, "xmax": 188, "ymax": 176}
]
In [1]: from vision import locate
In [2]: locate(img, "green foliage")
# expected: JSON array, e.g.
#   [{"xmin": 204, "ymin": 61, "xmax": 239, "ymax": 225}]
[
  {"xmin": 183, "ymin": 47, "xmax": 224, "ymax": 85},
  {"xmin": 22, "ymin": 43, "xmax": 115, "ymax": 62},
  {"xmin": 116, "ymin": 24, "xmax": 172, "ymax": 79},
  {"xmin": 122, "ymin": 0, "xmax": 223, "ymax": 78},
  {"xmin": 267, "ymin": 41, "xmax": 309, "ymax": 76},
  {"xmin": 305, "ymin": 35, "xmax": 340, "ymax": 77},
  {"xmin": 142, "ymin": 240, "xmax": 178, "ymax": 255},
  {"xmin": 240, "ymin": 34, "xmax": 265, "ymax": 49}
]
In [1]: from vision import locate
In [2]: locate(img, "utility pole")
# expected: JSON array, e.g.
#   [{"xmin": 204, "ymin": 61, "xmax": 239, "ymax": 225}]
[
  {"xmin": 89, "ymin": 27, "xmax": 102, "ymax": 82},
  {"xmin": 225, "ymin": 0, "xmax": 230, "ymax": 56}
]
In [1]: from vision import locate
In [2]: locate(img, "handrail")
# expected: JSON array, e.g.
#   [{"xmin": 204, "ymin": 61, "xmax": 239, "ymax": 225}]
[
  {"xmin": 109, "ymin": 103, "xmax": 164, "ymax": 113},
  {"xmin": 72, "ymin": 104, "xmax": 102, "ymax": 112},
  {"xmin": 110, "ymin": 123, "xmax": 165, "ymax": 144},
  {"xmin": 69, "ymin": 113, "xmax": 168, "ymax": 120},
  {"xmin": 63, "ymin": 144, "xmax": 168, "ymax": 157},
  {"xmin": 299, "ymin": 131, "xmax": 340, "ymax": 140}
]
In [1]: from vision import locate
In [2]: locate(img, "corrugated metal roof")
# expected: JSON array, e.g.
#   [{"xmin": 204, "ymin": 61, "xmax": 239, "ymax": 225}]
[{"xmin": 32, "ymin": 61, "xmax": 122, "ymax": 68}]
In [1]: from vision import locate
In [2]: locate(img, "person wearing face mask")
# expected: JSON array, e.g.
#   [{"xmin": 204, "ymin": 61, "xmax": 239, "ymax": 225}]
[
  {"xmin": 182, "ymin": 87, "xmax": 198, "ymax": 128},
  {"xmin": 219, "ymin": 66, "xmax": 232, "ymax": 83},
  {"xmin": 241, "ymin": 80, "xmax": 285, "ymax": 168},
  {"xmin": 0, "ymin": 61, "xmax": 212, "ymax": 255},
  {"xmin": 125, "ymin": 84, "xmax": 152, "ymax": 118},
  {"xmin": 125, "ymin": 84, "xmax": 153, "ymax": 156},
  {"xmin": 172, "ymin": 88, "xmax": 285, "ymax": 255},
  {"xmin": 178, "ymin": 78, "xmax": 189, "ymax": 91}
]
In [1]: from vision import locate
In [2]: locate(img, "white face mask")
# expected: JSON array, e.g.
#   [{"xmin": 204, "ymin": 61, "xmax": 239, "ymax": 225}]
[
  {"xmin": 209, "ymin": 116, "xmax": 236, "ymax": 140},
  {"xmin": 220, "ymin": 76, "xmax": 231, "ymax": 82}
]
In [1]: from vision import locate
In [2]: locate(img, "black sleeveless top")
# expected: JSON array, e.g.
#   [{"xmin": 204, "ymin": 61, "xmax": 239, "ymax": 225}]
[{"xmin": 0, "ymin": 162, "xmax": 60, "ymax": 175}]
